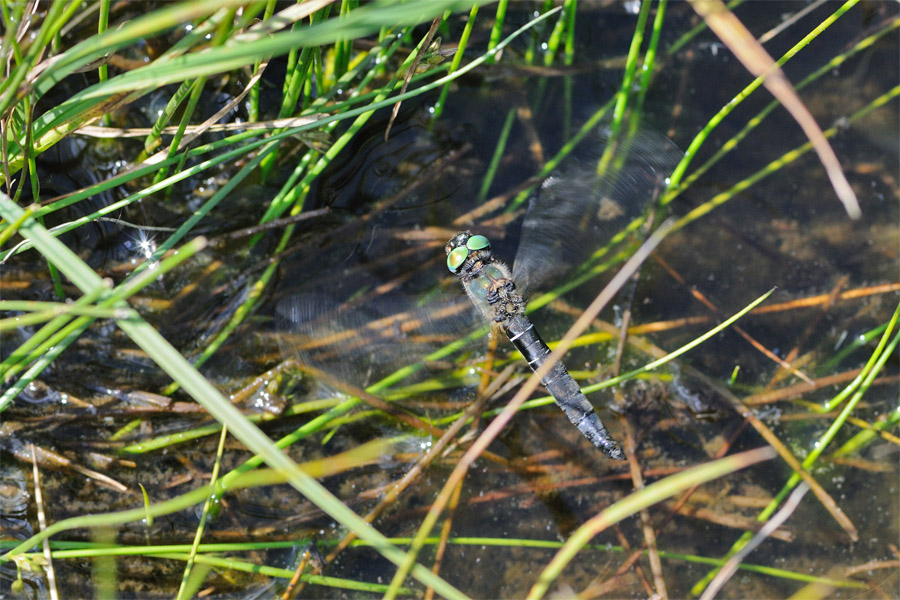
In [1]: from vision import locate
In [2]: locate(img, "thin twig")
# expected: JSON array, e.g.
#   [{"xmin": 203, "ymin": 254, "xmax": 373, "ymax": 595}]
[
  {"xmin": 688, "ymin": 0, "xmax": 860, "ymax": 218},
  {"xmin": 699, "ymin": 482, "xmax": 811, "ymax": 600},
  {"xmin": 30, "ymin": 444, "xmax": 59, "ymax": 600}
]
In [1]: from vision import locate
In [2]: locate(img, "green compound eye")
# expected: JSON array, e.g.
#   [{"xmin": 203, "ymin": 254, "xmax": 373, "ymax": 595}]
[
  {"xmin": 447, "ymin": 246, "xmax": 469, "ymax": 273},
  {"xmin": 466, "ymin": 235, "xmax": 490, "ymax": 251}
]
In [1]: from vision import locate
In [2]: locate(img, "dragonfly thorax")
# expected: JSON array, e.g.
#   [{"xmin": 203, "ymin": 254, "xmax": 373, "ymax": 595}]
[
  {"xmin": 445, "ymin": 231, "xmax": 520, "ymax": 322},
  {"xmin": 484, "ymin": 276, "xmax": 525, "ymax": 324}
]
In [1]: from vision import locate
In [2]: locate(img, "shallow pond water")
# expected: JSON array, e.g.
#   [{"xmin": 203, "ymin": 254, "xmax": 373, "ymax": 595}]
[{"xmin": 1, "ymin": 2, "xmax": 898, "ymax": 598}]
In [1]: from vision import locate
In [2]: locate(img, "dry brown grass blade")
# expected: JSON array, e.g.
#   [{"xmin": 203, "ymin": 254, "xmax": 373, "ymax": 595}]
[
  {"xmin": 30, "ymin": 444, "xmax": 59, "ymax": 600},
  {"xmin": 652, "ymin": 253, "xmax": 814, "ymax": 384},
  {"xmin": 689, "ymin": 368, "xmax": 860, "ymax": 541},
  {"xmin": 743, "ymin": 368, "xmax": 863, "ymax": 406},
  {"xmin": 76, "ymin": 114, "xmax": 326, "ymax": 138},
  {"xmin": 141, "ymin": 57, "xmax": 274, "ymax": 165},
  {"xmin": 622, "ymin": 420, "xmax": 669, "ymax": 600},
  {"xmin": 12, "ymin": 441, "xmax": 128, "ymax": 492},
  {"xmin": 688, "ymin": 0, "xmax": 861, "ymax": 219},
  {"xmin": 619, "ymin": 281, "xmax": 900, "ymax": 336},
  {"xmin": 385, "ymin": 16, "xmax": 442, "ymax": 141}
]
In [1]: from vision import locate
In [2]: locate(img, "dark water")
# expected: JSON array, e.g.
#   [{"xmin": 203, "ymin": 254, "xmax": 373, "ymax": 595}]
[{"xmin": 2, "ymin": 2, "xmax": 898, "ymax": 598}]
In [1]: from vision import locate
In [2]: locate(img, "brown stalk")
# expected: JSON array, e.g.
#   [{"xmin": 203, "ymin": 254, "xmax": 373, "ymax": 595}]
[
  {"xmin": 653, "ymin": 253, "xmax": 814, "ymax": 385},
  {"xmin": 688, "ymin": 0, "xmax": 861, "ymax": 218},
  {"xmin": 385, "ymin": 16, "xmax": 442, "ymax": 142},
  {"xmin": 622, "ymin": 419, "xmax": 668, "ymax": 600},
  {"xmin": 30, "ymin": 444, "xmax": 59, "ymax": 600},
  {"xmin": 687, "ymin": 368, "xmax": 860, "ymax": 541}
]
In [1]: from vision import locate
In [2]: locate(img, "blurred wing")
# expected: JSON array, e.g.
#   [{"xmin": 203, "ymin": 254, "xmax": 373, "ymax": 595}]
[
  {"xmin": 274, "ymin": 231, "xmax": 481, "ymax": 398},
  {"xmin": 276, "ymin": 292, "xmax": 476, "ymax": 392},
  {"xmin": 512, "ymin": 127, "xmax": 683, "ymax": 293}
]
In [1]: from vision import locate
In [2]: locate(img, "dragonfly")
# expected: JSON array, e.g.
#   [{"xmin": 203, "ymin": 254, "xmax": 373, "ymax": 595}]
[
  {"xmin": 446, "ymin": 231, "xmax": 625, "ymax": 459},
  {"xmin": 276, "ymin": 126, "xmax": 681, "ymax": 457}
]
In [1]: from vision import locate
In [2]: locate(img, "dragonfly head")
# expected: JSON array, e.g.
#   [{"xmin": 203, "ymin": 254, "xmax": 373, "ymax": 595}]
[{"xmin": 445, "ymin": 231, "xmax": 491, "ymax": 274}]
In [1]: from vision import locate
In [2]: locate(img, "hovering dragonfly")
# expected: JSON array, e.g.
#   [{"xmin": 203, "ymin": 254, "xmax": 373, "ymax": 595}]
[
  {"xmin": 446, "ymin": 231, "xmax": 625, "ymax": 459},
  {"xmin": 277, "ymin": 126, "xmax": 681, "ymax": 457}
]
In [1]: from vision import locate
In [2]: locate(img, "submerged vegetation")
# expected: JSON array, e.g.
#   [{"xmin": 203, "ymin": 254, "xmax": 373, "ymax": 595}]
[{"xmin": 0, "ymin": 1, "xmax": 897, "ymax": 598}]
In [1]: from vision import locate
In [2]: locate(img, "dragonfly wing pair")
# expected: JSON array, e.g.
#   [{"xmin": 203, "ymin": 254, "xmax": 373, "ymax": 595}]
[
  {"xmin": 446, "ymin": 128, "xmax": 682, "ymax": 458},
  {"xmin": 277, "ymin": 125, "xmax": 680, "ymax": 457}
]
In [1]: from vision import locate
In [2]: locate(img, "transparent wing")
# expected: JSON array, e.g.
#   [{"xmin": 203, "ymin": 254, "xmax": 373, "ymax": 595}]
[
  {"xmin": 276, "ymin": 292, "xmax": 478, "ymax": 392},
  {"xmin": 512, "ymin": 126, "xmax": 683, "ymax": 293},
  {"xmin": 274, "ymin": 229, "xmax": 482, "ymax": 400}
]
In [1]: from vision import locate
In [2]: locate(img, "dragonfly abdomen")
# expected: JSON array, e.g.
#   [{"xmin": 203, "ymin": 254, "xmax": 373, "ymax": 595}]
[{"xmin": 505, "ymin": 314, "xmax": 625, "ymax": 460}]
